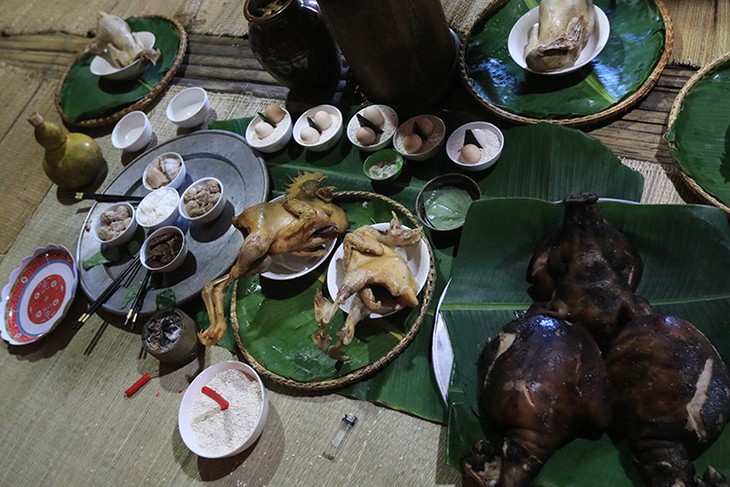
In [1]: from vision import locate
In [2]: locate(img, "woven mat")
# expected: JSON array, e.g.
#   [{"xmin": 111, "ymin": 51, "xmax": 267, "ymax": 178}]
[{"xmin": 620, "ymin": 157, "xmax": 704, "ymax": 205}]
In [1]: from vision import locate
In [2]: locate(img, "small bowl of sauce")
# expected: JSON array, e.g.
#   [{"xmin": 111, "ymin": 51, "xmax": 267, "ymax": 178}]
[
  {"xmin": 363, "ymin": 149, "xmax": 404, "ymax": 181},
  {"xmin": 415, "ymin": 174, "xmax": 481, "ymax": 232}
]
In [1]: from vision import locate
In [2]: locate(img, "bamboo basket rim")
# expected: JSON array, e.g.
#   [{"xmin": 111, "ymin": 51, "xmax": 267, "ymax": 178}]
[
  {"xmin": 458, "ymin": 0, "xmax": 674, "ymax": 128},
  {"xmin": 666, "ymin": 50, "xmax": 730, "ymax": 214},
  {"xmin": 54, "ymin": 15, "xmax": 187, "ymax": 129},
  {"xmin": 230, "ymin": 190, "xmax": 437, "ymax": 392}
]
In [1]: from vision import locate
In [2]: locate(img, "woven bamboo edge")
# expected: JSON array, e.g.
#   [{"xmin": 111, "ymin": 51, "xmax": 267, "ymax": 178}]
[
  {"xmin": 229, "ymin": 190, "xmax": 437, "ymax": 393},
  {"xmin": 665, "ymin": 50, "xmax": 730, "ymax": 214},
  {"xmin": 457, "ymin": 0, "xmax": 674, "ymax": 128},
  {"xmin": 54, "ymin": 15, "xmax": 188, "ymax": 129}
]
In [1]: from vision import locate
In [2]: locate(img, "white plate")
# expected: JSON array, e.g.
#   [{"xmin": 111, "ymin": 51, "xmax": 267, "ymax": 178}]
[
  {"xmin": 431, "ymin": 279, "xmax": 453, "ymax": 404},
  {"xmin": 261, "ymin": 237, "xmax": 338, "ymax": 281},
  {"xmin": 326, "ymin": 222, "xmax": 430, "ymax": 318},
  {"xmin": 508, "ymin": 6, "xmax": 610, "ymax": 75},
  {"xmin": 1, "ymin": 244, "xmax": 78, "ymax": 345},
  {"xmin": 90, "ymin": 32, "xmax": 156, "ymax": 81}
]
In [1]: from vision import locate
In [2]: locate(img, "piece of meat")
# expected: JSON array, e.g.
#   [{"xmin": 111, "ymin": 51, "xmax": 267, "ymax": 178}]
[
  {"xmin": 464, "ymin": 313, "xmax": 612, "ymax": 486},
  {"xmin": 605, "ymin": 313, "xmax": 730, "ymax": 487},
  {"xmin": 526, "ymin": 192, "xmax": 651, "ymax": 348}
]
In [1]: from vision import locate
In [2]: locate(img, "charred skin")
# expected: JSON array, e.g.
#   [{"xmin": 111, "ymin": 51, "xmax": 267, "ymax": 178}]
[
  {"xmin": 605, "ymin": 314, "xmax": 730, "ymax": 487},
  {"xmin": 526, "ymin": 192, "xmax": 650, "ymax": 348},
  {"xmin": 464, "ymin": 314, "xmax": 612, "ymax": 487}
]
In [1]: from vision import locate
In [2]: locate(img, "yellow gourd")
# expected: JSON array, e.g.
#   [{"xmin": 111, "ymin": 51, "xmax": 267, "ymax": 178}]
[{"xmin": 28, "ymin": 112, "xmax": 104, "ymax": 190}]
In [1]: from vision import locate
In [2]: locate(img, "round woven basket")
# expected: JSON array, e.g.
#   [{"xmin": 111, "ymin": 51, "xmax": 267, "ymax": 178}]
[
  {"xmin": 666, "ymin": 50, "xmax": 730, "ymax": 213},
  {"xmin": 458, "ymin": 0, "xmax": 674, "ymax": 127},
  {"xmin": 230, "ymin": 190, "xmax": 437, "ymax": 392},
  {"xmin": 54, "ymin": 15, "xmax": 187, "ymax": 128}
]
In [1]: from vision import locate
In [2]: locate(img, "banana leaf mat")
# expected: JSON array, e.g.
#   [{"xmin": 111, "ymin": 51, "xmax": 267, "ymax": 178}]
[
  {"xmin": 193, "ymin": 107, "xmax": 644, "ymax": 423},
  {"xmin": 442, "ymin": 198, "xmax": 730, "ymax": 483},
  {"xmin": 55, "ymin": 16, "xmax": 186, "ymax": 127}
]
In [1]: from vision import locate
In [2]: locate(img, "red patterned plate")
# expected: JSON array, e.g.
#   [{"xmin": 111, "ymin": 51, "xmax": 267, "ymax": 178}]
[{"xmin": 1, "ymin": 244, "xmax": 78, "ymax": 345}]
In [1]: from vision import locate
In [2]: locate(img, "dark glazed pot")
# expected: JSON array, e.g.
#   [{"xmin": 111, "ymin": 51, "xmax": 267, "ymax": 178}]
[{"xmin": 244, "ymin": 0, "xmax": 342, "ymax": 93}]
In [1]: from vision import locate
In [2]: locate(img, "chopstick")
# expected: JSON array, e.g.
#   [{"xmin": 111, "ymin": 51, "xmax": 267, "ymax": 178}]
[
  {"xmin": 124, "ymin": 269, "xmax": 152, "ymax": 330},
  {"xmin": 74, "ymin": 192, "xmax": 144, "ymax": 203},
  {"xmin": 75, "ymin": 256, "xmax": 143, "ymax": 330}
]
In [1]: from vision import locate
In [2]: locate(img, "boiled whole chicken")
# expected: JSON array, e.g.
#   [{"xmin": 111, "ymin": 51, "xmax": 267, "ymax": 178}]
[
  {"xmin": 198, "ymin": 172, "xmax": 348, "ymax": 346},
  {"xmin": 605, "ymin": 313, "xmax": 730, "ymax": 487},
  {"xmin": 526, "ymin": 192, "xmax": 651, "ymax": 348},
  {"xmin": 313, "ymin": 214, "xmax": 422, "ymax": 361},
  {"xmin": 464, "ymin": 313, "xmax": 613, "ymax": 486},
  {"xmin": 85, "ymin": 12, "xmax": 160, "ymax": 69},
  {"xmin": 524, "ymin": 0, "xmax": 595, "ymax": 72}
]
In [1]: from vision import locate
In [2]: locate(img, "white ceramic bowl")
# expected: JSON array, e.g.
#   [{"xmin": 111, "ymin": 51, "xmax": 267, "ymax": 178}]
[
  {"xmin": 142, "ymin": 152, "xmax": 186, "ymax": 191},
  {"xmin": 111, "ymin": 111, "xmax": 153, "ymax": 152},
  {"xmin": 141, "ymin": 225, "xmax": 188, "ymax": 272},
  {"xmin": 90, "ymin": 32, "xmax": 156, "ymax": 81},
  {"xmin": 179, "ymin": 360, "xmax": 268, "ymax": 459},
  {"xmin": 293, "ymin": 104, "xmax": 343, "ymax": 152},
  {"xmin": 346, "ymin": 105, "xmax": 398, "ymax": 153},
  {"xmin": 179, "ymin": 177, "xmax": 226, "ymax": 224},
  {"xmin": 393, "ymin": 115, "xmax": 446, "ymax": 162},
  {"xmin": 167, "ymin": 87, "xmax": 211, "ymax": 128},
  {"xmin": 446, "ymin": 122, "xmax": 504, "ymax": 172},
  {"xmin": 508, "ymin": 5, "xmax": 610, "ymax": 75},
  {"xmin": 136, "ymin": 187, "xmax": 180, "ymax": 231},
  {"xmin": 92, "ymin": 202, "xmax": 138, "ymax": 247},
  {"xmin": 245, "ymin": 108, "xmax": 293, "ymax": 153}
]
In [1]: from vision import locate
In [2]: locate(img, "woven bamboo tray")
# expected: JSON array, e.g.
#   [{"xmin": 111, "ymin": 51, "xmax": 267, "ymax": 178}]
[
  {"xmin": 54, "ymin": 15, "xmax": 187, "ymax": 128},
  {"xmin": 666, "ymin": 50, "xmax": 730, "ymax": 213},
  {"xmin": 230, "ymin": 191, "xmax": 437, "ymax": 392},
  {"xmin": 459, "ymin": 0, "xmax": 673, "ymax": 127}
]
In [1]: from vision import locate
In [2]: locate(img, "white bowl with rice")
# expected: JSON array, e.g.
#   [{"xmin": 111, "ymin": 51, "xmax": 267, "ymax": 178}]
[
  {"xmin": 393, "ymin": 114, "xmax": 446, "ymax": 162},
  {"xmin": 346, "ymin": 105, "xmax": 398, "ymax": 153},
  {"xmin": 245, "ymin": 105, "xmax": 293, "ymax": 153},
  {"xmin": 179, "ymin": 360, "xmax": 268, "ymax": 458},
  {"xmin": 293, "ymin": 104, "xmax": 343, "ymax": 152},
  {"xmin": 446, "ymin": 121, "xmax": 504, "ymax": 172},
  {"xmin": 136, "ymin": 187, "xmax": 180, "ymax": 231}
]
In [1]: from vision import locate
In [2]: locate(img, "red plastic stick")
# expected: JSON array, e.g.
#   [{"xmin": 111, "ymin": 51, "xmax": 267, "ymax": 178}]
[
  {"xmin": 124, "ymin": 372, "xmax": 151, "ymax": 397},
  {"xmin": 202, "ymin": 385, "xmax": 229, "ymax": 410}
]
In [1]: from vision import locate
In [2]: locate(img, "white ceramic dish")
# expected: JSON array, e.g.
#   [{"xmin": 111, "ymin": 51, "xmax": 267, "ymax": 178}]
[
  {"xmin": 446, "ymin": 121, "xmax": 504, "ymax": 172},
  {"xmin": 431, "ymin": 279, "xmax": 453, "ymax": 403},
  {"xmin": 508, "ymin": 6, "xmax": 610, "ymax": 75},
  {"xmin": 326, "ymin": 222, "xmax": 430, "ymax": 317},
  {"xmin": 293, "ymin": 104, "xmax": 343, "ymax": 152},
  {"xmin": 179, "ymin": 360, "xmax": 268, "ymax": 459},
  {"xmin": 92, "ymin": 202, "xmax": 138, "ymax": 247},
  {"xmin": 111, "ymin": 111, "xmax": 153, "ymax": 152},
  {"xmin": 141, "ymin": 226, "xmax": 188, "ymax": 273},
  {"xmin": 89, "ymin": 32, "xmax": 156, "ymax": 81},
  {"xmin": 136, "ymin": 187, "xmax": 180, "ymax": 230},
  {"xmin": 167, "ymin": 87, "xmax": 211, "ymax": 128},
  {"xmin": 142, "ymin": 152, "xmax": 186, "ymax": 191},
  {"xmin": 393, "ymin": 115, "xmax": 446, "ymax": 162},
  {"xmin": 245, "ymin": 108, "xmax": 293, "ymax": 153},
  {"xmin": 346, "ymin": 105, "xmax": 398, "ymax": 153},
  {"xmin": 1, "ymin": 244, "xmax": 78, "ymax": 345},
  {"xmin": 179, "ymin": 177, "xmax": 226, "ymax": 224}
]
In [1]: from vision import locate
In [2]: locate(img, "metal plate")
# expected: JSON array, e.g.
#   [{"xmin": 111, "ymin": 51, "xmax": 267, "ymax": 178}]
[{"xmin": 76, "ymin": 130, "xmax": 270, "ymax": 316}]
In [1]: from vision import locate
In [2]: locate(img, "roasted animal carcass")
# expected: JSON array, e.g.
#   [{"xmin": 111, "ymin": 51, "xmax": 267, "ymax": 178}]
[
  {"xmin": 605, "ymin": 313, "xmax": 730, "ymax": 487},
  {"xmin": 524, "ymin": 0, "xmax": 595, "ymax": 72},
  {"xmin": 84, "ymin": 12, "xmax": 160, "ymax": 69},
  {"xmin": 312, "ymin": 214, "xmax": 422, "ymax": 361},
  {"xmin": 526, "ymin": 192, "xmax": 652, "ymax": 348},
  {"xmin": 198, "ymin": 172, "xmax": 347, "ymax": 346},
  {"xmin": 464, "ymin": 313, "xmax": 612, "ymax": 486}
]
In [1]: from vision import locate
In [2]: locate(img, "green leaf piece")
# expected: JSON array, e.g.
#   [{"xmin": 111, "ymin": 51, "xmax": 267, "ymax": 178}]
[
  {"xmin": 307, "ymin": 116, "xmax": 323, "ymax": 134},
  {"xmin": 156, "ymin": 289, "xmax": 177, "ymax": 311},
  {"xmin": 463, "ymin": 129, "xmax": 482, "ymax": 148},
  {"xmin": 356, "ymin": 113, "xmax": 383, "ymax": 134},
  {"xmin": 257, "ymin": 111, "xmax": 277, "ymax": 128}
]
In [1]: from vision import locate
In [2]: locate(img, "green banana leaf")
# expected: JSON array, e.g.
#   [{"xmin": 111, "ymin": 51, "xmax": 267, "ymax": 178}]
[
  {"xmin": 442, "ymin": 197, "xmax": 730, "ymax": 484},
  {"xmin": 203, "ymin": 109, "xmax": 644, "ymax": 422},
  {"xmin": 57, "ymin": 17, "xmax": 182, "ymax": 122},
  {"xmin": 463, "ymin": 0, "xmax": 666, "ymax": 120},
  {"xmin": 666, "ymin": 57, "xmax": 730, "ymax": 209}
]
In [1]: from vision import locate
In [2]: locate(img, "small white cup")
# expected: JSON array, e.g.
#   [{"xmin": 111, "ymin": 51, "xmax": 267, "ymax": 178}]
[
  {"xmin": 111, "ymin": 111, "xmax": 153, "ymax": 152},
  {"xmin": 167, "ymin": 87, "xmax": 210, "ymax": 128}
]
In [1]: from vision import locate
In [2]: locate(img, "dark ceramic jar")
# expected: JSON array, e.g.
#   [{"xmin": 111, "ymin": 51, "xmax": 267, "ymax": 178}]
[{"xmin": 244, "ymin": 0, "xmax": 341, "ymax": 93}]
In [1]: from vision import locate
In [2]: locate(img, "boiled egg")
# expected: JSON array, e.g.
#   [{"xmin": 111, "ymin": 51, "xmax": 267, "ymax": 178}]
[
  {"xmin": 254, "ymin": 120, "xmax": 274, "ymax": 139},
  {"xmin": 403, "ymin": 133, "xmax": 423, "ymax": 154},
  {"xmin": 300, "ymin": 126, "xmax": 321, "ymax": 144},
  {"xmin": 459, "ymin": 144, "xmax": 482, "ymax": 165},
  {"xmin": 263, "ymin": 104, "xmax": 286, "ymax": 124},
  {"xmin": 415, "ymin": 117, "xmax": 434, "ymax": 137},
  {"xmin": 362, "ymin": 106, "xmax": 384, "ymax": 127},
  {"xmin": 313, "ymin": 110, "xmax": 332, "ymax": 131},
  {"xmin": 356, "ymin": 126, "xmax": 377, "ymax": 146}
]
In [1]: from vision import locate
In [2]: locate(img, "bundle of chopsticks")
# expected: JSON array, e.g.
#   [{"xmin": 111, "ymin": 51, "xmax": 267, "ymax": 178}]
[{"xmin": 75, "ymin": 256, "xmax": 151, "ymax": 331}]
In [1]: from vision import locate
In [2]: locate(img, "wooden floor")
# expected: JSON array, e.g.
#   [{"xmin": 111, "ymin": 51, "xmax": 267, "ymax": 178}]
[{"xmin": 0, "ymin": 31, "xmax": 693, "ymax": 168}]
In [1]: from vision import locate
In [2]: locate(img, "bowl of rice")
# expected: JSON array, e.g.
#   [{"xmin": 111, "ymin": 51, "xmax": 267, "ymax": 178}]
[
  {"xmin": 179, "ymin": 360, "xmax": 268, "ymax": 458},
  {"xmin": 136, "ymin": 187, "xmax": 180, "ymax": 231}
]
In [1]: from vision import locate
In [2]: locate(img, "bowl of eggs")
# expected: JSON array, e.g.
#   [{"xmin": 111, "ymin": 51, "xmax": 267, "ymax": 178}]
[
  {"xmin": 245, "ymin": 104, "xmax": 293, "ymax": 153},
  {"xmin": 293, "ymin": 104, "xmax": 343, "ymax": 152},
  {"xmin": 445, "ymin": 121, "xmax": 504, "ymax": 171},
  {"xmin": 393, "ymin": 115, "xmax": 446, "ymax": 162},
  {"xmin": 346, "ymin": 105, "xmax": 398, "ymax": 152}
]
